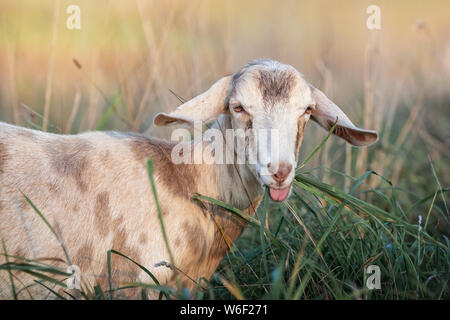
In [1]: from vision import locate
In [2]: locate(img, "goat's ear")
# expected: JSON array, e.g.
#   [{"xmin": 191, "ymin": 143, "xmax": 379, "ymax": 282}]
[
  {"xmin": 154, "ymin": 76, "xmax": 232, "ymax": 127},
  {"xmin": 310, "ymin": 87, "xmax": 378, "ymax": 147}
]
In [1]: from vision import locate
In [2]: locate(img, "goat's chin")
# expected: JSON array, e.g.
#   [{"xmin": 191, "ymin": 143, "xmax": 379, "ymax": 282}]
[{"xmin": 268, "ymin": 185, "xmax": 292, "ymax": 202}]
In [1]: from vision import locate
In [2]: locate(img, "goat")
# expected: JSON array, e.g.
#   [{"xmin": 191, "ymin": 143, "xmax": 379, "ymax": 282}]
[{"xmin": 0, "ymin": 59, "xmax": 377, "ymax": 299}]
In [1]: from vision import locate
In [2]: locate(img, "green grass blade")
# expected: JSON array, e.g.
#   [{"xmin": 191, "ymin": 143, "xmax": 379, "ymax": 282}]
[
  {"xmin": 34, "ymin": 280, "xmax": 67, "ymax": 300},
  {"xmin": 192, "ymin": 193, "xmax": 287, "ymax": 250},
  {"xmin": 21, "ymin": 192, "xmax": 72, "ymax": 265},
  {"xmin": 1, "ymin": 238, "xmax": 17, "ymax": 299},
  {"xmin": 296, "ymin": 122, "xmax": 337, "ymax": 171}
]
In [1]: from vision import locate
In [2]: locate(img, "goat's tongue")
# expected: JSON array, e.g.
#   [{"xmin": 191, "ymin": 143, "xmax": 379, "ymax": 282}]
[{"xmin": 269, "ymin": 187, "xmax": 290, "ymax": 202}]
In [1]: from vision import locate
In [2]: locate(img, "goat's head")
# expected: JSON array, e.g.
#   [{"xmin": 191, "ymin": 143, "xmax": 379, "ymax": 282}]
[{"xmin": 154, "ymin": 59, "xmax": 378, "ymax": 202}]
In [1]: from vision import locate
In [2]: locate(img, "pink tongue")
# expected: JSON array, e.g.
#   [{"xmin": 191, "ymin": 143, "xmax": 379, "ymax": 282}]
[{"xmin": 269, "ymin": 187, "xmax": 290, "ymax": 202}]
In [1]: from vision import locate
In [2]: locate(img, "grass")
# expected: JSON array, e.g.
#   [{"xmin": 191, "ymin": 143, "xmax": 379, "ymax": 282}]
[
  {"xmin": 200, "ymin": 140, "xmax": 449, "ymax": 300},
  {"xmin": 209, "ymin": 173, "xmax": 449, "ymax": 300}
]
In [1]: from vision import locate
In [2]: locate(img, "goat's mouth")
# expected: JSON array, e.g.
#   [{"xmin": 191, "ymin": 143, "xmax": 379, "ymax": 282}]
[{"xmin": 268, "ymin": 185, "xmax": 292, "ymax": 202}]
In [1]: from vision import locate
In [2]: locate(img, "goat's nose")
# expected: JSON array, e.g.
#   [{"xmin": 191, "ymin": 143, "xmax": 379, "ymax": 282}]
[{"xmin": 268, "ymin": 162, "xmax": 293, "ymax": 184}]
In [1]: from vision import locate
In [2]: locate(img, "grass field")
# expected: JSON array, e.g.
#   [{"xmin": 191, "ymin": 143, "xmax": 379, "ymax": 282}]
[{"xmin": 0, "ymin": 0, "xmax": 449, "ymax": 299}]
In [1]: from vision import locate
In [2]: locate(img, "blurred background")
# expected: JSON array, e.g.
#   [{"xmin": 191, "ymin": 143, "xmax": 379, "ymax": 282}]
[{"xmin": 0, "ymin": 0, "xmax": 448, "ymax": 220}]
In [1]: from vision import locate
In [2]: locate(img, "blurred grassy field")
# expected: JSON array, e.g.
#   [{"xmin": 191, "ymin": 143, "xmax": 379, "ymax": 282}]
[{"xmin": 0, "ymin": 0, "xmax": 449, "ymax": 299}]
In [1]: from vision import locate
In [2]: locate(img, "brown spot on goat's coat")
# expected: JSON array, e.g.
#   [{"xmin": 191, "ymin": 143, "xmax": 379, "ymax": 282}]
[
  {"xmin": 139, "ymin": 233, "xmax": 148, "ymax": 245},
  {"xmin": 295, "ymin": 117, "xmax": 308, "ymax": 158},
  {"xmin": 207, "ymin": 194, "xmax": 261, "ymax": 260},
  {"xmin": 257, "ymin": 69, "xmax": 296, "ymax": 106},
  {"xmin": 111, "ymin": 226, "xmax": 141, "ymax": 266},
  {"xmin": 95, "ymin": 226, "xmax": 142, "ymax": 298},
  {"xmin": 0, "ymin": 142, "xmax": 8, "ymax": 175},
  {"xmin": 13, "ymin": 248, "xmax": 26, "ymax": 262},
  {"xmin": 183, "ymin": 221, "xmax": 207, "ymax": 263},
  {"xmin": 208, "ymin": 205, "xmax": 247, "ymax": 259},
  {"xmin": 246, "ymin": 119, "xmax": 253, "ymax": 130},
  {"xmin": 75, "ymin": 241, "xmax": 94, "ymax": 270},
  {"xmin": 227, "ymin": 164, "xmax": 235, "ymax": 178},
  {"xmin": 158, "ymin": 202, "xmax": 170, "ymax": 216},
  {"xmin": 174, "ymin": 237, "xmax": 182, "ymax": 247},
  {"xmin": 126, "ymin": 135, "xmax": 198, "ymax": 199},
  {"xmin": 18, "ymin": 196, "xmax": 29, "ymax": 210},
  {"xmin": 94, "ymin": 192, "xmax": 111, "ymax": 237},
  {"xmin": 104, "ymin": 228, "xmax": 142, "ymax": 293},
  {"xmin": 47, "ymin": 181, "xmax": 60, "ymax": 194},
  {"xmin": 46, "ymin": 139, "xmax": 92, "ymax": 192}
]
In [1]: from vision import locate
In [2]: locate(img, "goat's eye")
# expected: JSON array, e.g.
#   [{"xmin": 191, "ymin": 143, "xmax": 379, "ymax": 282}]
[
  {"xmin": 233, "ymin": 105, "xmax": 244, "ymax": 113},
  {"xmin": 305, "ymin": 105, "xmax": 314, "ymax": 114}
]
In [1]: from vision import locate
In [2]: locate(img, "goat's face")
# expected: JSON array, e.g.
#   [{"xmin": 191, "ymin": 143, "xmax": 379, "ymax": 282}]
[
  {"xmin": 154, "ymin": 59, "xmax": 378, "ymax": 202},
  {"xmin": 227, "ymin": 60, "xmax": 313, "ymax": 201}
]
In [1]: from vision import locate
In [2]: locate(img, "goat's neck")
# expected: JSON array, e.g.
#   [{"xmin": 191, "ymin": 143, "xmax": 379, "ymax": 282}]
[{"xmin": 211, "ymin": 115, "xmax": 264, "ymax": 214}]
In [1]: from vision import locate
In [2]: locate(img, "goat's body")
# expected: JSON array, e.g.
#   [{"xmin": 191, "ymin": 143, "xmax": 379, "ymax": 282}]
[{"xmin": 0, "ymin": 120, "xmax": 263, "ymax": 299}]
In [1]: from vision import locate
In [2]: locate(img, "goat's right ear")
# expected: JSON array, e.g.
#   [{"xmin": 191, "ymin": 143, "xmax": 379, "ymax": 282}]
[
  {"xmin": 154, "ymin": 76, "xmax": 232, "ymax": 127},
  {"xmin": 310, "ymin": 87, "xmax": 378, "ymax": 147}
]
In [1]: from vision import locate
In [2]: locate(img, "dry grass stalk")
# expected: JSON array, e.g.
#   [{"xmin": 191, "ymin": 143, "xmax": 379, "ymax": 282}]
[
  {"xmin": 42, "ymin": 0, "xmax": 60, "ymax": 132},
  {"xmin": 315, "ymin": 58, "xmax": 332, "ymax": 182},
  {"xmin": 64, "ymin": 89, "xmax": 81, "ymax": 134},
  {"xmin": 134, "ymin": 0, "xmax": 177, "ymax": 132},
  {"xmin": 357, "ymin": 36, "xmax": 375, "ymax": 179},
  {"xmin": 7, "ymin": 46, "xmax": 20, "ymax": 125}
]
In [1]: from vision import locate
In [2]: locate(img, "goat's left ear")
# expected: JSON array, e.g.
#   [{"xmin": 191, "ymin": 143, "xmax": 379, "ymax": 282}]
[
  {"xmin": 154, "ymin": 76, "xmax": 232, "ymax": 127},
  {"xmin": 310, "ymin": 87, "xmax": 378, "ymax": 147}
]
